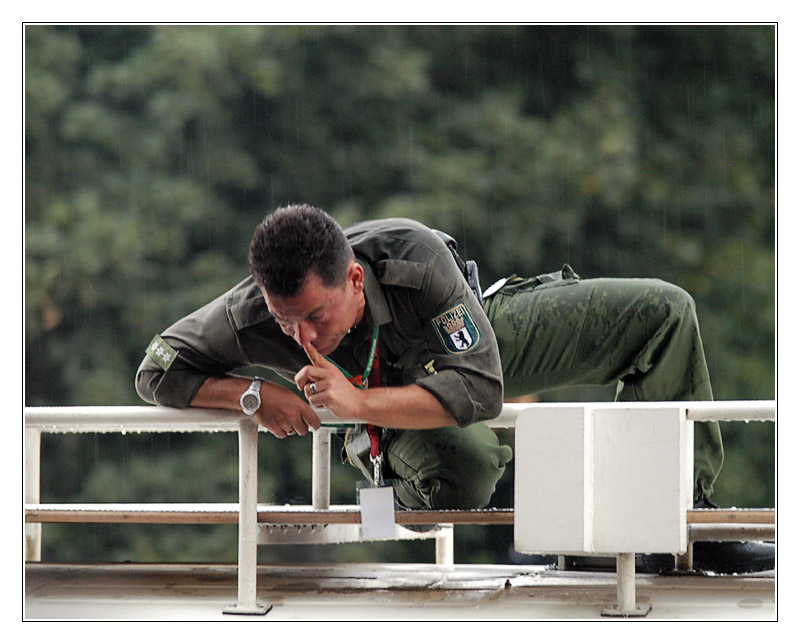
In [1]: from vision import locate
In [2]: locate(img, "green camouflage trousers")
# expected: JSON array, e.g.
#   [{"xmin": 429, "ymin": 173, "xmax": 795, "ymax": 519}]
[{"xmin": 369, "ymin": 270, "xmax": 723, "ymax": 509}]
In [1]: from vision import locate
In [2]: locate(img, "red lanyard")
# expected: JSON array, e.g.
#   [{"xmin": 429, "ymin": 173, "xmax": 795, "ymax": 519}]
[{"xmin": 366, "ymin": 341, "xmax": 381, "ymax": 460}]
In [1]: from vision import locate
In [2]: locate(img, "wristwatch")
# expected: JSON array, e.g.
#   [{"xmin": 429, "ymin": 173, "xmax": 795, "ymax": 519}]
[{"xmin": 240, "ymin": 378, "xmax": 264, "ymax": 416}]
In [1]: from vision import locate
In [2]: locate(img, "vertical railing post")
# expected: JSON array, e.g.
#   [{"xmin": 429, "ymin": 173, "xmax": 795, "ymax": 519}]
[
  {"xmin": 601, "ymin": 554, "xmax": 651, "ymax": 617},
  {"xmin": 435, "ymin": 525, "xmax": 454, "ymax": 568},
  {"xmin": 675, "ymin": 542, "xmax": 694, "ymax": 571},
  {"xmin": 25, "ymin": 428, "xmax": 42, "ymax": 562},
  {"xmin": 224, "ymin": 419, "xmax": 270, "ymax": 615},
  {"xmin": 616, "ymin": 553, "xmax": 637, "ymax": 613},
  {"xmin": 679, "ymin": 413, "xmax": 695, "ymax": 572},
  {"xmin": 312, "ymin": 428, "xmax": 331, "ymax": 510}
]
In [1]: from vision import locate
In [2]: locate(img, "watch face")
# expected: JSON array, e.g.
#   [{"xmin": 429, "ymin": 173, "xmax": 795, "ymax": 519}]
[{"xmin": 242, "ymin": 392, "xmax": 259, "ymax": 414}]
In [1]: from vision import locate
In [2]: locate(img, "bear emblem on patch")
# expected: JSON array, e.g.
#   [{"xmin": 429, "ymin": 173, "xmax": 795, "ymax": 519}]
[{"xmin": 431, "ymin": 302, "xmax": 481, "ymax": 354}]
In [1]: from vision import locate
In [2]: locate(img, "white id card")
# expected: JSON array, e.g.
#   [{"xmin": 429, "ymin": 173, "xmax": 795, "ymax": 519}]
[{"xmin": 359, "ymin": 485, "xmax": 397, "ymax": 539}]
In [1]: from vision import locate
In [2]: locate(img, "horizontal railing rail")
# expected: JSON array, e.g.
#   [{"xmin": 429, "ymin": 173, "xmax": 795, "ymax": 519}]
[{"xmin": 25, "ymin": 399, "xmax": 777, "ymax": 433}]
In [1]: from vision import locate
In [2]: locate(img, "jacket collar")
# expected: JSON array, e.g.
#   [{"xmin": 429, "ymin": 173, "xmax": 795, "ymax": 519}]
[{"xmin": 358, "ymin": 258, "xmax": 392, "ymax": 327}]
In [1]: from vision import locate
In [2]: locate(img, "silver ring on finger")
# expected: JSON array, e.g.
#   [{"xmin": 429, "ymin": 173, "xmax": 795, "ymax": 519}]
[{"xmin": 309, "ymin": 382, "xmax": 317, "ymax": 395}]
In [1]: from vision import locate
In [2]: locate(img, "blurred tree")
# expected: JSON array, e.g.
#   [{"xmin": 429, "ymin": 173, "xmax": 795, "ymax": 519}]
[{"xmin": 26, "ymin": 24, "xmax": 774, "ymax": 563}]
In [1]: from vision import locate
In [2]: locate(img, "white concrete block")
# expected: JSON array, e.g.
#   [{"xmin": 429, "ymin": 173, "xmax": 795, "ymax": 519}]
[
  {"xmin": 590, "ymin": 407, "xmax": 687, "ymax": 554},
  {"xmin": 514, "ymin": 404, "xmax": 689, "ymax": 556},
  {"xmin": 514, "ymin": 406, "xmax": 588, "ymax": 554}
]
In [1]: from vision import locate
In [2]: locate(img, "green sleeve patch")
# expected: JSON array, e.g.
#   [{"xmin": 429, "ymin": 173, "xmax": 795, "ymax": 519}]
[
  {"xmin": 431, "ymin": 302, "xmax": 482, "ymax": 354},
  {"xmin": 146, "ymin": 334, "xmax": 178, "ymax": 371}
]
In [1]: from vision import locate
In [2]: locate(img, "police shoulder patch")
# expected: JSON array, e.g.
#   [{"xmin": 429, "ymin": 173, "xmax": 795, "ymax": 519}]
[
  {"xmin": 146, "ymin": 334, "xmax": 178, "ymax": 371},
  {"xmin": 431, "ymin": 302, "xmax": 481, "ymax": 354}
]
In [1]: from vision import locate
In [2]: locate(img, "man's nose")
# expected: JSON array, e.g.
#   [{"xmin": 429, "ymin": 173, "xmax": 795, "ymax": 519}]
[{"xmin": 292, "ymin": 321, "xmax": 317, "ymax": 345}]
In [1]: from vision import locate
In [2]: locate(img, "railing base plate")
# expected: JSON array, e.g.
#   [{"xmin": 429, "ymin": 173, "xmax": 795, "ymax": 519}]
[
  {"xmin": 223, "ymin": 602, "xmax": 272, "ymax": 616},
  {"xmin": 601, "ymin": 603, "xmax": 652, "ymax": 618}
]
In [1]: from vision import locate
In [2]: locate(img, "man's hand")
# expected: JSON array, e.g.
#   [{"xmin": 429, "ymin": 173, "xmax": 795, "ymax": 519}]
[
  {"xmin": 191, "ymin": 376, "xmax": 320, "ymax": 439},
  {"xmin": 294, "ymin": 343, "xmax": 365, "ymax": 420},
  {"xmin": 296, "ymin": 343, "xmax": 457, "ymax": 429},
  {"xmin": 255, "ymin": 380, "xmax": 321, "ymax": 438}
]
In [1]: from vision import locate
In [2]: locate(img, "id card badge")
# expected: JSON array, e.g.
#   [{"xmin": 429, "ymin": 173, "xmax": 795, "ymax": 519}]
[{"xmin": 357, "ymin": 480, "xmax": 397, "ymax": 539}]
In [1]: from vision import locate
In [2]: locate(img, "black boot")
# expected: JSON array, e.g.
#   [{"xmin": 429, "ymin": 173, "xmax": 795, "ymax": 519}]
[
  {"xmin": 689, "ymin": 496, "xmax": 775, "ymax": 574},
  {"xmin": 560, "ymin": 498, "xmax": 775, "ymax": 574},
  {"xmin": 691, "ymin": 540, "xmax": 775, "ymax": 574}
]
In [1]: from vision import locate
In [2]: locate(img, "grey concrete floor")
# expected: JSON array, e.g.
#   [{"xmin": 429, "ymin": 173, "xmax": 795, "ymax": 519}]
[{"xmin": 24, "ymin": 562, "xmax": 776, "ymax": 621}]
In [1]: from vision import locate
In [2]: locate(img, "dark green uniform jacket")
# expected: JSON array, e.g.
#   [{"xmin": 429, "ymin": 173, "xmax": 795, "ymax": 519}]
[{"xmin": 135, "ymin": 218, "xmax": 503, "ymax": 428}]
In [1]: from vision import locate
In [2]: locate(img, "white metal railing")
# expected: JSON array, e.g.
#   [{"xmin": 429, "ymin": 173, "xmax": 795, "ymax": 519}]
[{"xmin": 25, "ymin": 400, "xmax": 775, "ymax": 617}]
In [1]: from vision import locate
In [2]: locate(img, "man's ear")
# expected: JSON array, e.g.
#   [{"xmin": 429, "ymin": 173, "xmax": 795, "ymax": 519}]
[{"xmin": 348, "ymin": 261, "xmax": 364, "ymax": 294}]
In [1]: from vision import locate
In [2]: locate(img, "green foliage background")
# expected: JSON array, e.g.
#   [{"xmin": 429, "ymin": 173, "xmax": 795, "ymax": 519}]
[{"xmin": 25, "ymin": 24, "xmax": 775, "ymax": 564}]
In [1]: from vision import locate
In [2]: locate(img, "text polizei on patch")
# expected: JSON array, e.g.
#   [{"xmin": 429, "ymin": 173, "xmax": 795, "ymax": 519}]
[{"xmin": 431, "ymin": 302, "xmax": 482, "ymax": 354}]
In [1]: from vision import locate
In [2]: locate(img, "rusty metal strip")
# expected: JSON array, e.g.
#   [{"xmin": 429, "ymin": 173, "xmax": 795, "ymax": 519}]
[{"xmin": 26, "ymin": 506, "xmax": 773, "ymax": 526}]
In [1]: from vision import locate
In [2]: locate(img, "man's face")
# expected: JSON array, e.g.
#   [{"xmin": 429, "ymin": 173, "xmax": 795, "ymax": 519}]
[{"xmin": 262, "ymin": 262, "xmax": 365, "ymax": 356}]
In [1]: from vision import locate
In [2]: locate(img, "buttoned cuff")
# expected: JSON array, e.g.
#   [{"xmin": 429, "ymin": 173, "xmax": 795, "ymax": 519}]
[
  {"xmin": 415, "ymin": 370, "xmax": 502, "ymax": 427},
  {"xmin": 136, "ymin": 361, "xmax": 209, "ymax": 409}
]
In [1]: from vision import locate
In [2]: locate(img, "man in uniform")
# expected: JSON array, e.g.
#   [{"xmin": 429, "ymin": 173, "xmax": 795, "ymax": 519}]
[{"xmin": 136, "ymin": 203, "xmax": 773, "ymax": 572}]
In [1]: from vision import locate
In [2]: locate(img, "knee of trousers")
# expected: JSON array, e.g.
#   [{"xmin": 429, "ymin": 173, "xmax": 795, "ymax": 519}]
[
  {"xmin": 654, "ymin": 281, "xmax": 698, "ymax": 320},
  {"xmin": 632, "ymin": 281, "xmax": 701, "ymax": 344},
  {"xmin": 386, "ymin": 426, "xmax": 513, "ymax": 510},
  {"xmin": 428, "ymin": 470, "xmax": 506, "ymax": 510},
  {"xmin": 393, "ymin": 460, "xmax": 509, "ymax": 510}
]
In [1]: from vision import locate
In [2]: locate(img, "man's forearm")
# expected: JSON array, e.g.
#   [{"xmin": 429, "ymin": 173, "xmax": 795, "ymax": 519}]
[
  {"xmin": 297, "ymin": 342, "xmax": 459, "ymax": 429},
  {"xmin": 353, "ymin": 384, "xmax": 457, "ymax": 430},
  {"xmin": 190, "ymin": 375, "xmax": 252, "ymax": 411}
]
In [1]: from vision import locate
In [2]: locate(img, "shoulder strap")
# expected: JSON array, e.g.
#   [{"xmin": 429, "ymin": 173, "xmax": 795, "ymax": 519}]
[{"xmin": 433, "ymin": 230, "xmax": 484, "ymax": 305}]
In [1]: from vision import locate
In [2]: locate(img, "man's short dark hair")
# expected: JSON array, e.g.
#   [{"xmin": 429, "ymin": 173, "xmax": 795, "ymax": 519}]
[{"xmin": 249, "ymin": 204, "xmax": 354, "ymax": 298}]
